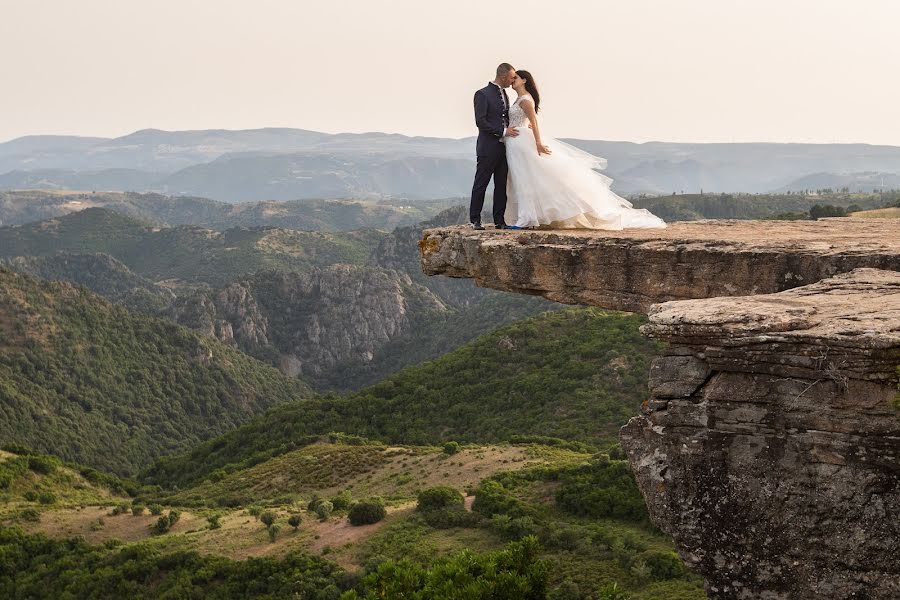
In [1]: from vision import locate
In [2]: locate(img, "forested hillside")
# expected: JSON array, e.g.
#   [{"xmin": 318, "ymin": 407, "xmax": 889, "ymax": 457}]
[
  {"xmin": 2, "ymin": 206, "xmax": 557, "ymax": 391},
  {"xmin": 0, "ymin": 268, "xmax": 309, "ymax": 475},
  {"xmin": 0, "ymin": 190, "xmax": 454, "ymax": 230},
  {"xmin": 142, "ymin": 309, "xmax": 659, "ymax": 488},
  {"xmin": 0, "ymin": 208, "xmax": 385, "ymax": 285}
]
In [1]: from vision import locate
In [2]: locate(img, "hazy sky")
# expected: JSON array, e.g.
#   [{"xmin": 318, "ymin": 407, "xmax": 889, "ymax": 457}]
[{"xmin": 2, "ymin": 0, "xmax": 899, "ymax": 144}]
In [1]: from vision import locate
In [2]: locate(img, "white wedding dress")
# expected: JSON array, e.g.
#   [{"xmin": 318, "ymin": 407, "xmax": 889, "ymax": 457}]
[{"xmin": 504, "ymin": 94, "xmax": 666, "ymax": 229}]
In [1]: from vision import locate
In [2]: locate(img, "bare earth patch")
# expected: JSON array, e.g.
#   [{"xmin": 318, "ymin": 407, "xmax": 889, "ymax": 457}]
[{"xmin": 24, "ymin": 508, "xmax": 201, "ymax": 544}]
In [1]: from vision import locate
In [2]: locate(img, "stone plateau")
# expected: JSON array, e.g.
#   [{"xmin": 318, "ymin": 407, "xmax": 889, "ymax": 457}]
[{"xmin": 420, "ymin": 219, "xmax": 900, "ymax": 599}]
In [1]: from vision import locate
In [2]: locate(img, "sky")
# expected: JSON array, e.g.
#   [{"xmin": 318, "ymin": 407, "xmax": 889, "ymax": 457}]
[{"xmin": 2, "ymin": 0, "xmax": 899, "ymax": 145}]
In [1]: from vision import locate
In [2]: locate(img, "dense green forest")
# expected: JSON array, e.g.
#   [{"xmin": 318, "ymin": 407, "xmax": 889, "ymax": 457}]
[
  {"xmin": 0, "ymin": 268, "xmax": 309, "ymax": 475},
  {"xmin": 0, "ymin": 208, "xmax": 386, "ymax": 285},
  {"xmin": 142, "ymin": 309, "xmax": 659, "ymax": 489}
]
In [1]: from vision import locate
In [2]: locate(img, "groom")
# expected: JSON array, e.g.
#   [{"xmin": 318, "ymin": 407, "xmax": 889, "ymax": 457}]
[{"xmin": 469, "ymin": 63, "xmax": 519, "ymax": 230}]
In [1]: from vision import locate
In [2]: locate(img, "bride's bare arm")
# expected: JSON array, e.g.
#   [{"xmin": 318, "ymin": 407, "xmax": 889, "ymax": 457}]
[{"xmin": 521, "ymin": 99, "xmax": 552, "ymax": 156}]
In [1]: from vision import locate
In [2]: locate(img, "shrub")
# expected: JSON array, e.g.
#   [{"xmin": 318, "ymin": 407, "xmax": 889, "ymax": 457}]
[
  {"xmin": 19, "ymin": 508, "xmax": 41, "ymax": 522},
  {"xmin": 207, "ymin": 514, "xmax": 221, "ymax": 529},
  {"xmin": 207, "ymin": 469, "xmax": 228, "ymax": 483},
  {"xmin": 90, "ymin": 518, "xmax": 104, "ymax": 531},
  {"xmin": 27, "ymin": 455, "xmax": 58, "ymax": 475},
  {"xmin": 548, "ymin": 578, "xmax": 582, "ymax": 600},
  {"xmin": 151, "ymin": 516, "xmax": 170, "ymax": 535},
  {"xmin": 315, "ymin": 501, "xmax": 334, "ymax": 521},
  {"xmin": 167, "ymin": 510, "xmax": 181, "ymax": 527},
  {"xmin": 148, "ymin": 504, "xmax": 163, "ymax": 515},
  {"xmin": 442, "ymin": 441, "xmax": 460, "ymax": 455},
  {"xmin": 288, "ymin": 514, "xmax": 302, "ymax": 530},
  {"xmin": 260, "ymin": 511, "xmax": 276, "ymax": 527},
  {"xmin": 472, "ymin": 480, "xmax": 524, "ymax": 518},
  {"xmin": 640, "ymin": 549, "xmax": 687, "ymax": 580},
  {"xmin": 596, "ymin": 582, "xmax": 631, "ymax": 600},
  {"xmin": 422, "ymin": 508, "xmax": 482, "ymax": 529},
  {"xmin": 417, "ymin": 486, "xmax": 464, "ymax": 512},
  {"xmin": 23, "ymin": 490, "xmax": 38, "ymax": 502},
  {"xmin": 248, "ymin": 505, "xmax": 263, "ymax": 519},
  {"xmin": 131, "ymin": 505, "xmax": 144, "ymax": 516},
  {"xmin": 331, "ymin": 490, "xmax": 353, "ymax": 511},
  {"xmin": 489, "ymin": 514, "xmax": 538, "ymax": 540},
  {"xmin": 348, "ymin": 498, "xmax": 386, "ymax": 526},
  {"xmin": 268, "ymin": 524, "xmax": 280, "ymax": 543},
  {"xmin": 306, "ymin": 495, "xmax": 323, "ymax": 512}
]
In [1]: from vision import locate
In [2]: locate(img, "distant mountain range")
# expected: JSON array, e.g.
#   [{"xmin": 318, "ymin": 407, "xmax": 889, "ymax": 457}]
[{"xmin": 4, "ymin": 128, "xmax": 900, "ymax": 200}]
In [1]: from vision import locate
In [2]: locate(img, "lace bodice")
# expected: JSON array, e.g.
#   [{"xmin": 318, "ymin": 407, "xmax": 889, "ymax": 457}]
[{"xmin": 508, "ymin": 94, "xmax": 532, "ymax": 128}]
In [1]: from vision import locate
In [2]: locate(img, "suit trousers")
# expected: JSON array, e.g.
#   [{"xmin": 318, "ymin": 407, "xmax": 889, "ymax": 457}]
[{"xmin": 469, "ymin": 143, "xmax": 508, "ymax": 225}]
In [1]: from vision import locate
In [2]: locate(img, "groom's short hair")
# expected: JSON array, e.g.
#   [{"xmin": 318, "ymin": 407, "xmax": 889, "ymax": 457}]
[{"xmin": 496, "ymin": 63, "xmax": 515, "ymax": 77}]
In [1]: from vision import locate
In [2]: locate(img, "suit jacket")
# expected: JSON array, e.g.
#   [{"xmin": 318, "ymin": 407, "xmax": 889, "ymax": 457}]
[{"xmin": 473, "ymin": 82, "xmax": 509, "ymax": 156}]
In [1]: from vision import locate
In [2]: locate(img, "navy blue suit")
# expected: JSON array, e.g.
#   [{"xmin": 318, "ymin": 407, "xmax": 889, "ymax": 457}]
[{"xmin": 469, "ymin": 82, "xmax": 510, "ymax": 225}]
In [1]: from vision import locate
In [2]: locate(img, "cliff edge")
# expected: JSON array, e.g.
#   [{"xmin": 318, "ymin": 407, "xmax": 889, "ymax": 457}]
[
  {"xmin": 420, "ymin": 218, "xmax": 899, "ymax": 313},
  {"xmin": 420, "ymin": 219, "xmax": 900, "ymax": 599}
]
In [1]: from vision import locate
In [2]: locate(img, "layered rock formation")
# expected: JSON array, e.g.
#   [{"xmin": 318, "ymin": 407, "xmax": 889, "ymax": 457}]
[
  {"xmin": 420, "ymin": 219, "xmax": 900, "ymax": 599},
  {"xmin": 622, "ymin": 268, "xmax": 899, "ymax": 599},
  {"xmin": 420, "ymin": 219, "xmax": 900, "ymax": 312}
]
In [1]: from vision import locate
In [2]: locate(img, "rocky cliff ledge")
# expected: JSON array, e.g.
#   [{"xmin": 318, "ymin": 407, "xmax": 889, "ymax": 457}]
[
  {"xmin": 420, "ymin": 219, "xmax": 900, "ymax": 312},
  {"xmin": 622, "ymin": 268, "xmax": 899, "ymax": 599},
  {"xmin": 420, "ymin": 220, "xmax": 900, "ymax": 599}
]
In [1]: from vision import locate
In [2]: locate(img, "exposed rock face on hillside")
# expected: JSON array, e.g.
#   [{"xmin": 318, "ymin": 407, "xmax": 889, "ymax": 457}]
[
  {"xmin": 170, "ymin": 266, "xmax": 447, "ymax": 382},
  {"xmin": 420, "ymin": 220, "xmax": 900, "ymax": 599},
  {"xmin": 622, "ymin": 269, "xmax": 899, "ymax": 599},
  {"xmin": 420, "ymin": 219, "xmax": 900, "ymax": 312}
]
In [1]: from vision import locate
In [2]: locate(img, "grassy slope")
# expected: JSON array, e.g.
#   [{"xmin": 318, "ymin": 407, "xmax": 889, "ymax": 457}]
[
  {"xmin": 142, "ymin": 308, "xmax": 660, "ymax": 489},
  {"xmin": 4, "ymin": 441, "xmax": 703, "ymax": 599},
  {"xmin": 0, "ymin": 268, "xmax": 309, "ymax": 476}
]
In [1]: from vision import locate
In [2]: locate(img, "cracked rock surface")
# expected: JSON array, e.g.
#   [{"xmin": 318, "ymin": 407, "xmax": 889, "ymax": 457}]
[{"xmin": 621, "ymin": 269, "xmax": 900, "ymax": 599}]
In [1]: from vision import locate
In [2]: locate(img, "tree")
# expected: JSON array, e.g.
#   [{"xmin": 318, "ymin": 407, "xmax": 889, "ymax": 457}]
[
  {"xmin": 288, "ymin": 514, "xmax": 302, "ymax": 530},
  {"xmin": 260, "ymin": 511, "xmax": 276, "ymax": 527},
  {"xmin": 417, "ymin": 486, "xmax": 464, "ymax": 512},
  {"xmin": 348, "ymin": 498, "xmax": 386, "ymax": 526}
]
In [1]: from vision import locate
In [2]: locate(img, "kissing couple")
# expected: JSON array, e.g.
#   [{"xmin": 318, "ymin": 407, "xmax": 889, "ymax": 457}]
[{"xmin": 469, "ymin": 63, "xmax": 666, "ymax": 231}]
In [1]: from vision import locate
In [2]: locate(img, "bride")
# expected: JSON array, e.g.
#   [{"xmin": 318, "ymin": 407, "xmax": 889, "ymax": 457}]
[{"xmin": 504, "ymin": 70, "xmax": 666, "ymax": 230}]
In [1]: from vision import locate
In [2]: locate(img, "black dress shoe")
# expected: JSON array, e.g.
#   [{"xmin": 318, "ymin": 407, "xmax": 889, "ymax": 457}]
[
  {"xmin": 495, "ymin": 222, "xmax": 508, "ymax": 230},
  {"xmin": 470, "ymin": 221, "xmax": 485, "ymax": 230}
]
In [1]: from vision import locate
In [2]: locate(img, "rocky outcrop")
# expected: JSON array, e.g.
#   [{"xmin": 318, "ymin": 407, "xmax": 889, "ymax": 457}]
[
  {"xmin": 420, "ymin": 219, "xmax": 900, "ymax": 312},
  {"xmin": 170, "ymin": 265, "xmax": 447, "ymax": 385},
  {"xmin": 621, "ymin": 269, "xmax": 899, "ymax": 599},
  {"xmin": 420, "ymin": 220, "xmax": 900, "ymax": 599}
]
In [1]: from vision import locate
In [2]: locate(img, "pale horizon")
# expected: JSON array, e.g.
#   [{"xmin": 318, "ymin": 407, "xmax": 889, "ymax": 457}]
[{"xmin": 3, "ymin": 0, "xmax": 900, "ymax": 146}]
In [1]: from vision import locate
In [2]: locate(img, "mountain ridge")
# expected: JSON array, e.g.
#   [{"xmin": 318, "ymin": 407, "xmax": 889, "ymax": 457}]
[{"xmin": 6, "ymin": 127, "xmax": 900, "ymax": 199}]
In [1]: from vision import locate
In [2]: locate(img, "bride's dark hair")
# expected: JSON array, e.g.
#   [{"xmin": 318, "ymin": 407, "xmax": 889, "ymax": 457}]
[{"xmin": 516, "ymin": 70, "xmax": 541, "ymax": 113}]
